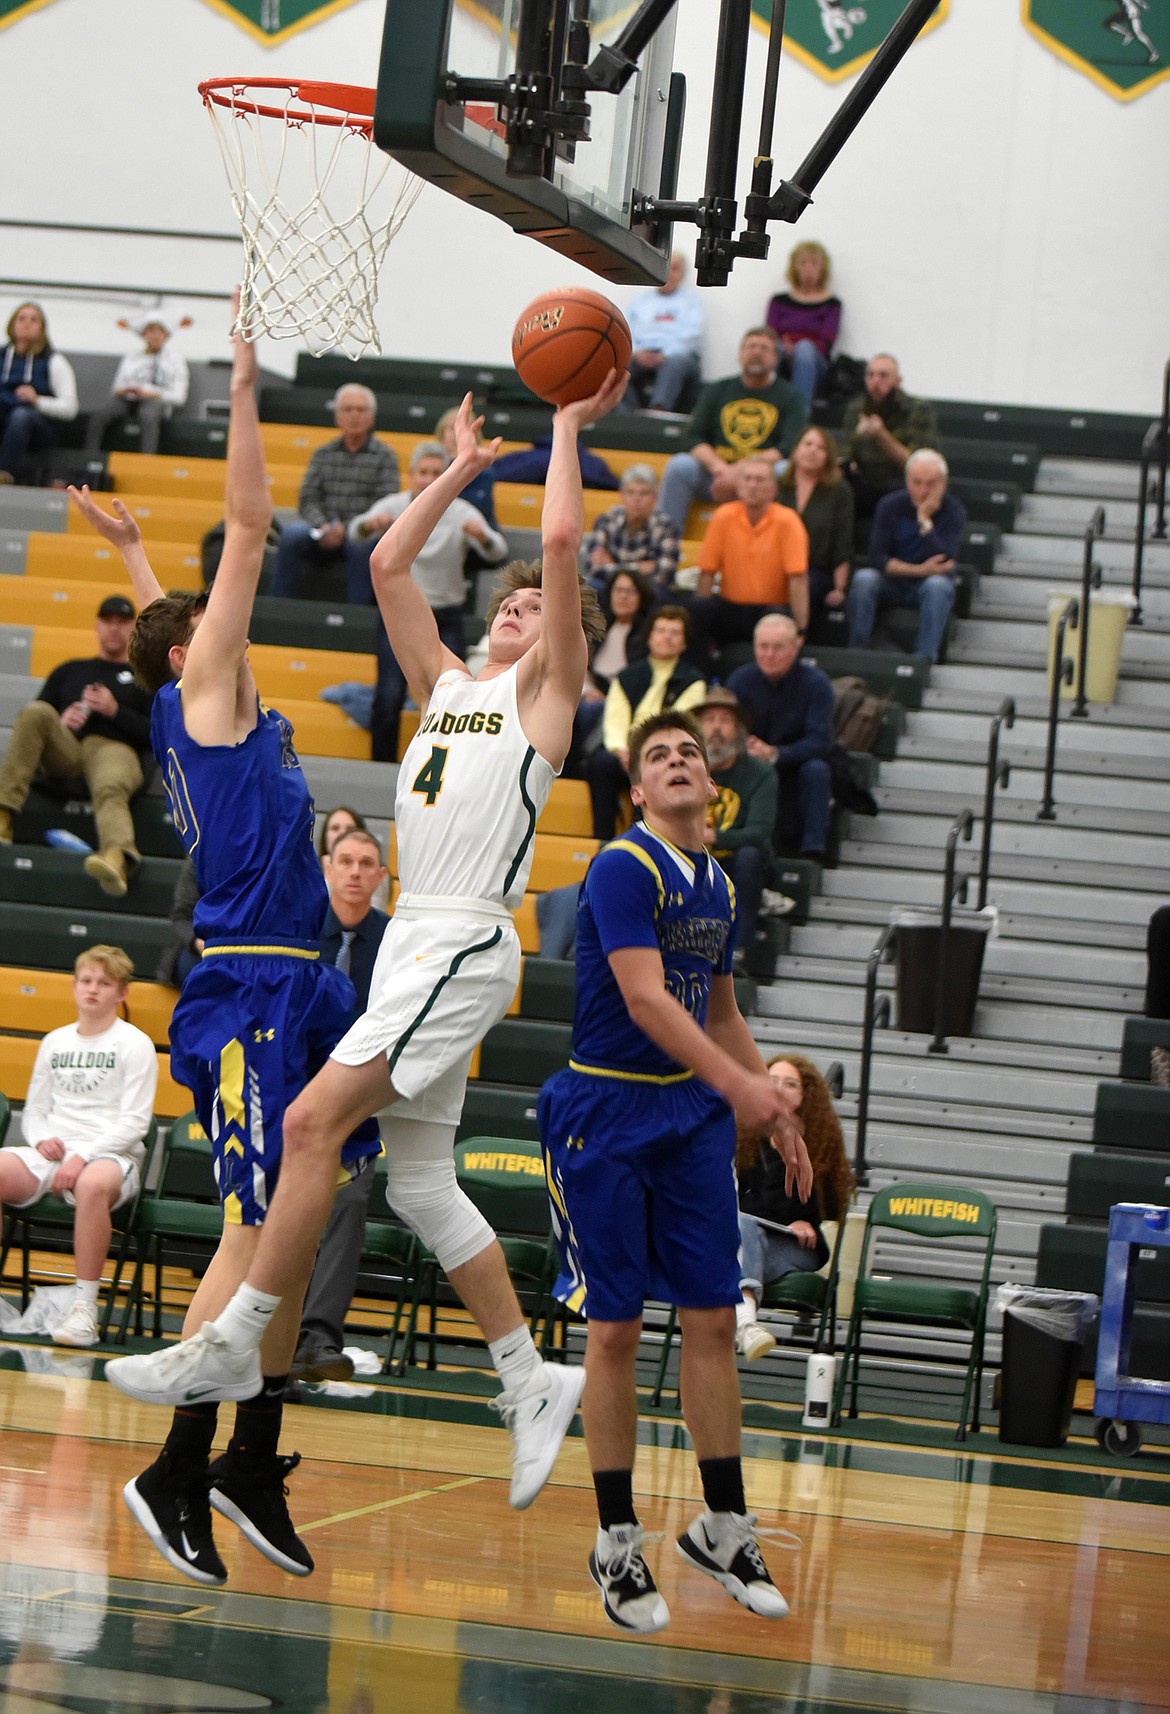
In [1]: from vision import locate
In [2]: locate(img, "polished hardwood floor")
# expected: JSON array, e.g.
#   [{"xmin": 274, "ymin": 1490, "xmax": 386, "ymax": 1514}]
[{"xmin": 1, "ymin": 1350, "xmax": 1168, "ymax": 1714}]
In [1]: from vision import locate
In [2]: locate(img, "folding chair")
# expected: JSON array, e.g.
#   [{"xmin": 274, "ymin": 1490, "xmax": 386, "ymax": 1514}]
[
  {"xmin": 0, "ymin": 1118, "xmax": 157, "ymax": 1343},
  {"xmin": 649, "ymin": 1219, "xmax": 847, "ymax": 1408},
  {"xmin": 115, "ymin": 1112, "xmax": 222, "ymax": 1342},
  {"xmin": 832, "ymin": 1182, "xmax": 997, "ymax": 1441}
]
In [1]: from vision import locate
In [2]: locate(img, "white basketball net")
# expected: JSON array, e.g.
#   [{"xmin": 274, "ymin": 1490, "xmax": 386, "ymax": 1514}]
[{"xmin": 201, "ymin": 80, "xmax": 423, "ymax": 359}]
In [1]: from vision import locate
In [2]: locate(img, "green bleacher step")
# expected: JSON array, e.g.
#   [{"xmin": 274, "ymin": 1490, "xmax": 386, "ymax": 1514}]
[
  {"xmin": 1065, "ymin": 1151, "xmax": 1170, "ymax": 1222},
  {"xmin": 0, "ymin": 846, "xmax": 179, "ymax": 916},
  {"xmin": 1037, "ymin": 1221, "xmax": 1170, "ymax": 1304},
  {"xmin": 519, "ymin": 958, "xmax": 576, "ymax": 1023},
  {"xmin": 1093, "ymin": 1083, "xmax": 1170, "ymax": 1152},
  {"xmin": 12, "ymin": 791, "xmax": 184, "ymax": 860},
  {"xmin": 479, "ymin": 1019, "xmax": 572, "ymax": 1088},
  {"xmin": 248, "ymin": 595, "xmax": 381, "ymax": 652},
  {"xmin": 1119, "ymin": 1016, "xmax": 1170, "ymax": 1082},
  {"xmin": 457, "ymin": 1084, "xmax": 540, "ymax": 1145},
  {"xmin": 0, "ymin": 900, "xmax": 172, "ymax": 973}
]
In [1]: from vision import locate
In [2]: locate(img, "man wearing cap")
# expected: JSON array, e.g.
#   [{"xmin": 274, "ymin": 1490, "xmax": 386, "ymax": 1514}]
[
  {"xmin": 271, "ymin": 385, "xmax": 400, "ymax": 604},
  {"xmin": 85, "ymin": 318, "xmax": 190, "ymax": 458},
  {"xmin": 695, "ymin": 688, "xmax": 779, "ymax": 971},
  {"xmin": 725, "ymin": 613, "xmax": 834, "ymax": 862},
  {"xmin": 0, "ymin": 595, "xmax": 153, "ymax": 894},
  {"xmin": 585, "ymin": 465, "xmax": 681, "ymax": 593}
]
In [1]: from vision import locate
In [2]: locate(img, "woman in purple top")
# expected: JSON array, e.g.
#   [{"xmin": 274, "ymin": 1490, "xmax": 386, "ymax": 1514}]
[{"xmin": 765, "ymin": 242, "xmax": 842, "ymax": 411}]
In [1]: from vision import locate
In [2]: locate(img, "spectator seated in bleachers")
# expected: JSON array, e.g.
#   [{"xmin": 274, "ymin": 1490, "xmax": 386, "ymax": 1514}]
[
  {"xmin": 572, "ymin": 567, "xmax": 656, "ymax": 771},
  {"xmin": 585, "ymin": 464, "xmax": 681, "ymax": 595},
  {"xmin": 688, "ymin": 453, "xmax": 809, "ymax": 675},
  {"xmin": 0, "ymin": 943, "xmax": 157, "ymax": 1349},
  {"xmin": 846, "ymin": 449, "xmax": 966, "ymax": 665},
  {"xmin": 84, "ymin": 315, "xmax": 190, "ymax": 458},
  {"xmin": 350, "ymin": 441, "xmax": 508, "ymax": 763},
  {"xmin": 695, "ymin": 688, "xmax": 778, "ymax": 974},
  {"xmin": 656, "ymin": 326, "xmax": 808, "ymax": 535},
  {"xmin": 726, "ymin": 613, "xmax": 833, "ymax": 862},
  {"xmin": 316, "ymin": 804, "xmax": 368, "ymax": 865},
  {"xmin": 587, "ymin": 605, "xmax": 705, "ymax": 839},
  {"xmin": 292, "ymin": 826, "xmax": 391, "ymax": 1385},
  {"xmin": 155, "ymin": 856, "xmax": 201, "ymax": 988},
  {"xmin": 619, "ymin": 251, "xmax": 704, "ymax": 415},
  {"xmin": 0, "ymin": 592, "xmax": 154, "ymax": 896},
  {"xmin": 270, "ymin": 383, "xmax": 400, "ymax": 604},
  {"xmin": 435, "ymin": 403, "xmax": 498, "ymax": 528},
  {"xmin": 491, "ymin": 433, "xmax": 619, "ymax": 491},
  {"xmin": 0, "ymin": 302, "xmax": 78, "ymax": 485},
  {"xmin": 735, "ymin": 1052, "xmax": 855, "ymax": 1361},
  {"xmin": 775, "ymin": 426, "xmax": 855, "ymax": 636},
  {"xmin": 838, "ymin": 353, "xmax": 939, "ymax": 544},
  {"xmin": 765, "ymin": 241, "xmax": 842, "ymax": 412}
]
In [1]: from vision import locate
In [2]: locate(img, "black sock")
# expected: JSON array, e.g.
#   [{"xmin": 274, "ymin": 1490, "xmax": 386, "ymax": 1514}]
[
  {"xmin": 162, "ymin": 1403, "xmax": 218, "ymax": 1468},
  {"xmin": 228, "ymin": 1376, "xmax": 287, "ymax": 1461},
  {"xmin": 698, "ymin": 1456, "xmax": 745, "ymax": 1517},
  {"xmin": 593, "ymin": 1468, "xmax": 637, "ymax": 1531}
]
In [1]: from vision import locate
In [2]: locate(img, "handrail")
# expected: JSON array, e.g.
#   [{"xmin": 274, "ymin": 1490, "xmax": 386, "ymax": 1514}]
[
  {"xmin": 1155, "ymin": 355, "xmax": 1169, "ymax": 540},
  {"xmin": 1038, "ymin": 598, "xmax": 1078, "ymax": 820},
  {"xmin": 1071, "ymin": 506, "xmax": 1105, "ymax": 718},
  {"xmin": 977, "ymin": 697, "xmax": 1015, "ymax": 910},
  {"xmin": 825, "ymin": 1060, "xmax": 845, "ymax": 1100},
  {"xmin": 928, "ymin": 809, "xmax": 975, "ymax": 1055},
  {"xmin": 854, "ymin": 925, "xmax": 896, "ymax": 1186},
  {"xmin": 1131, "ymin": 420, "xmax": 1162, "ymax": 628}
]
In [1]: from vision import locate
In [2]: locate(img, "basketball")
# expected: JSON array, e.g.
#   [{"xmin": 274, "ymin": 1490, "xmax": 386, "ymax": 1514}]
[{"xmin": 512, "ymin": 287, "xmax": 632, "ymax": 408}]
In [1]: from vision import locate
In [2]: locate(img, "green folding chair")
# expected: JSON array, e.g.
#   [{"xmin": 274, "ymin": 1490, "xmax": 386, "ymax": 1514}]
[
  {"xmin": 115, "ymin": 1112, "xmax": 223, "ymax": 1342},
  {"xmin": 832, "ymin": 1182, "xmax": 997, "ymax": 1441}
]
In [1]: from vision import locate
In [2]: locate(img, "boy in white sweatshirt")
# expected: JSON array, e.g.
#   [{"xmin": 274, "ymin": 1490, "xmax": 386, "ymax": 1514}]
[{"xmin": 0, "ymin": 944, "xmax": 157, "ymax": 1346}]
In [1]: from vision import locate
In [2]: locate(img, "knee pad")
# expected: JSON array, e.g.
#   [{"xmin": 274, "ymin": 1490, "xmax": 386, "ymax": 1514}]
[{"xmin": 381, "ymin": 1116, "xmax": 494, "ymax": 1272}]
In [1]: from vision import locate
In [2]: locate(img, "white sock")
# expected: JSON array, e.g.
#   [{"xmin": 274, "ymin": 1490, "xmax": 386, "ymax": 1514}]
[
  {"xmin": 736, "ymin": 1297, "xmax": 756, "ymax": 1329},
  {"xmin": 489, "ymin": 1325, "xmax": 540, "ymax": 1391},
  {"xmin": 75, "ymin": 1279, "xmax": 100, "ymax": 1309},
  {"xmin": 212, "ymin": 1283, "xmax": 280, "ymax": 1350}
]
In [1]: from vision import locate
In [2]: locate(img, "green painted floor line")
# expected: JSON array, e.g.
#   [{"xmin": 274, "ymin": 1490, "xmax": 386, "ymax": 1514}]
[{"xmin": 0, "ymin": 1567, "xmax": 1154, "ymax": 1714}]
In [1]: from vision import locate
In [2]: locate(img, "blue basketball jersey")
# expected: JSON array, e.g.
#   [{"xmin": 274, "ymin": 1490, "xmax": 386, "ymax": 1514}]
[
  {"xmin": 570, "ymin": 823, "xmax": 736, "ymax": 1079},
  {"xmin": 151, "ymin": 682, "xmax": 327, "ymax": 942}
]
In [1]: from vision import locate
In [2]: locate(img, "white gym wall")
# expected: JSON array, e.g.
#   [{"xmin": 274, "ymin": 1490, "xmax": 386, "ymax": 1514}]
[{"xmin": 0, "ymin": 0, "xmax": 1165, "ymax": 412}]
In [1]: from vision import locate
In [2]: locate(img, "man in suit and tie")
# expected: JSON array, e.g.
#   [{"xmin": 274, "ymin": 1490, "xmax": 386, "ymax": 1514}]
[{"xmin": 291, "ymin": 827, "xmax": 390, "ymax": 1382}]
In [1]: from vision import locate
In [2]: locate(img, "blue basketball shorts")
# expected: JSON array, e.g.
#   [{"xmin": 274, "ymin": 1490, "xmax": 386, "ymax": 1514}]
[
  {"xmin": 170, "ymin": 944, "xmax": 380, "ymax": 1226},
  {"xmin": 538, "ymin": 1065, "xmax": 741, "ymax": 1322}
]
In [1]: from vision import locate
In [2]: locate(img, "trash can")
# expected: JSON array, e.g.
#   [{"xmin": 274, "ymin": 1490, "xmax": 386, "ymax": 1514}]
[
  {"xmin": 893, "ymin": 907, "xmax": 994, "ymax": 1037},
  {"xmin": 996, "ymin": 1285, "xmax": 1100, "ymax": 1447},
  {"xmin": 1046, "ymin": 589, "xmax": 1137, "ymax": 706}
]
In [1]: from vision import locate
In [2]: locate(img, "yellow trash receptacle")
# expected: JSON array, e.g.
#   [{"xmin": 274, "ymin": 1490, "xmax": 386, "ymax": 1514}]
[{"xmin": 1046, "ymin": 589, "xmax": 1136, "ymax": 705}]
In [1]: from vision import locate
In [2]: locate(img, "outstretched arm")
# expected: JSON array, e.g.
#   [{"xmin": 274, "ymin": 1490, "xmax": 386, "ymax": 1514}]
[
  {"xmin": 179, "ymin": 303, "xmax": 271, "ymax": 736},
  {"xmin": 66, "ymin": 489, "xmax": 165, "ymax": 612},
  {"xmin": 531, "ymin": 369, "xmax": 627, "ymax": 705},
  {"xmin": 369, "ymin": 393, "xmax": 499, "ymax": 707}
]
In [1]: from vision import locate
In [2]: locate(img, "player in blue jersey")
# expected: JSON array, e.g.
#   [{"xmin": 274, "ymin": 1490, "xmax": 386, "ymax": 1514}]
[
  {"xmin": 94, "ymin": 370, "xmax": 629, "ymax": 1518},
  {"xmin": 539, "ymin": 709, "xmax": 813, "ymax": 1634},
  {"xmin": 68, "ymin": 300, "xmax": 379, "ymax": 1588}
]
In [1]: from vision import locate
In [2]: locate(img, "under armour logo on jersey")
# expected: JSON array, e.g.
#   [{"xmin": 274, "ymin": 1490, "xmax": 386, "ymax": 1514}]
[
  {"xmin": 567, "ymin": 1134, "xmax": 585, "ymax": 1151},
  {"xmin": 253, "ymin": 1028, "xmax": 275, "ymax": 1042}
]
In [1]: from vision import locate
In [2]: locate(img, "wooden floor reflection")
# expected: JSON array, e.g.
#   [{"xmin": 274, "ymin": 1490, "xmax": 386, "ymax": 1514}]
[{"xmin": 1, "ymin": 1358, "xmax": 1168, "ymax": 1714}]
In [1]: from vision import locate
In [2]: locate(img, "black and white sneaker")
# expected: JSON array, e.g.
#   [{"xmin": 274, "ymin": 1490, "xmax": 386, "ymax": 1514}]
[
  {"xmin": 208, "ymin": 1448, "xmax": 314, "ymax": 1577},
  {"xmin": 588, "ymin": 1523, "xmax": 670, "ymax": 1633},
  {"xmin": 677, "ymin": 1509, "xmax": 789, "ymax": 1617},
  {"xmin": 123, "ymin": 1451, "xmax": 227, "ymax": 1586}
]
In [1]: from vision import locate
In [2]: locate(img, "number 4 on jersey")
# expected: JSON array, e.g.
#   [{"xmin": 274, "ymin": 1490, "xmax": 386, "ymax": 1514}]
[{"xmin": 411, "ymin": 745, "xmax": 449, "ymax": 807}]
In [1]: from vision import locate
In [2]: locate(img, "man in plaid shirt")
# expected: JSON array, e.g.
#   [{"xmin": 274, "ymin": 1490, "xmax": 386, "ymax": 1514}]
[
  {"xmin": 586, "ymin": 465, "xmax": 681, "ymax": 594},
  {"xmin": 271, "ymin": 385, "xmax": 400, "ymax": 603}
]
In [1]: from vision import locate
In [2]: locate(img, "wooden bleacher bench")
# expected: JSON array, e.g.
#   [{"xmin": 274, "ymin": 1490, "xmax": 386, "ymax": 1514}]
[
  {"xmin": 65, "ymin": 491, "xmax": 224, "ymax": 545},
  {"xmin": 108, "ymin": 451, "xmax": 302, "ymax": 510},
  {"xmin": 24, "ymin": 533, "xmax": 202, "ymax": 589},
  {"xmin": 0, "ymin": 967, "xmax": 175, "ymax": 1048}
]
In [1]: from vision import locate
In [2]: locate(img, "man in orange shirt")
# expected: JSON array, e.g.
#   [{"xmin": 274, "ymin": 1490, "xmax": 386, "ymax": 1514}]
[{"xmin": 689, "ymin": 456, "xmax": 809, "ymax": 674}]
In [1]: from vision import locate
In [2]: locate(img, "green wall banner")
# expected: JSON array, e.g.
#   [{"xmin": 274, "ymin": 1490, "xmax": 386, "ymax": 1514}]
[
  {"xmin": 201, "ymin": 0, "xmax": 364, "ymax": 45},
  {"xmin": 0, "ymin": 0, "xmax": 60, "ymax": 29},
  {"xmin": 750, "ymin": 0, "xmax": 949, "ymax": 83},
  {"xmin": 1023, "ymin": 1, "xmax": 1170, "ymax": 100}
]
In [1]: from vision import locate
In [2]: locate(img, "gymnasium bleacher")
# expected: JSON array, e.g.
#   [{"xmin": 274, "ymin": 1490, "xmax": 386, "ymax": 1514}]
[{"xmin": 2, "ymin": 351, "xmax": 1167, "ymax": 1422}]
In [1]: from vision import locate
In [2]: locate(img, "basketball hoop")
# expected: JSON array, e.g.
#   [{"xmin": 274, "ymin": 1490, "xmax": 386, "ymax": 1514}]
[{"xmin": 198, "ymin": 78, "xmax": 423, "ymax": 359}]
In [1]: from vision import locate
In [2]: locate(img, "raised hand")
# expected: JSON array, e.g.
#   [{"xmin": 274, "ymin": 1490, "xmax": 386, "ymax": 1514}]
[
  {"xmin": 67, "ymin": 486, "xmax": 143, "ymax": 552},
  {"xmin": 555, "ymin": 368, "xmax": 629, "ymax": 432},
  {"xmin": 452, "ymin": 392, "xmax": 502, "ymax": 476},
  {"xmin": 230, "ymin": 285, "xmax": 258, "ymax": 388}
]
